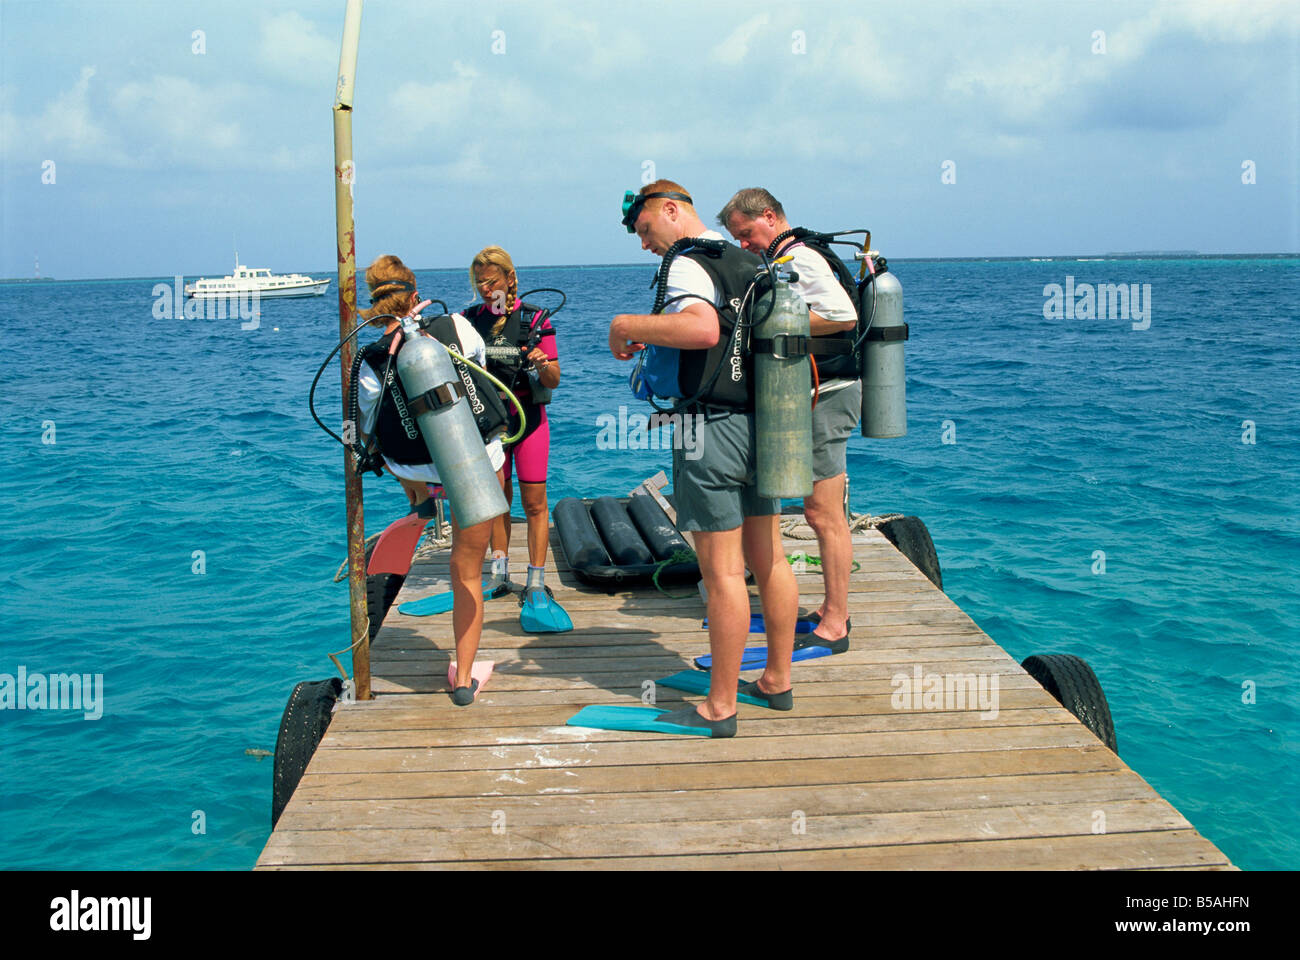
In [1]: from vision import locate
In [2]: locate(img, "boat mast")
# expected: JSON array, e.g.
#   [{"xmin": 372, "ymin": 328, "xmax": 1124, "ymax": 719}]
[{"xmin": 333, "ymin": 0, "xmax": 370, "ymax": 699}]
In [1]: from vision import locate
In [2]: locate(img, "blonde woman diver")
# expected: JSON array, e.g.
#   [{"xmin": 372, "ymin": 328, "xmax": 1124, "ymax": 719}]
[{"xmin": 461, "ymin": 246, "xmax": 571, "ymax": 633}]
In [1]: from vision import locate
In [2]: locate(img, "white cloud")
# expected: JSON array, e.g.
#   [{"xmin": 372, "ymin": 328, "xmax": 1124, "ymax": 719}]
[
  {"xmin": 33, "ymin": 66, "xmax": 128, "ymax": 163},
  {"xmin": 112, "ymin": 75, "xmax": 246, "ymax": 157},
  {"xmin": 711, "ymin": 13, "xmax": 771, "ymax": 67},
  {"xmin": 258, "ymin": 11, "xmax": 338, "ymax": 86}
]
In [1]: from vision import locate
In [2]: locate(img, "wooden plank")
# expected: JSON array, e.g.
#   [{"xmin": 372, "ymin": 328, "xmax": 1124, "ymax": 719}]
[
  {"xmin": 274, "ymin": 771, "xmax": 1165, "ymax": 833},
  {"xmin": 257, "ymin": 797, "xmax": 1192, "ymax": 865},
  {"xmin": 289, "ymin": 745, "xmax": 1126, "ymax": 801},
  {"xmin": 260, "ymin": 830, "xmax": 1229, "ymax": 871},
  {"xmin": 303, "ymin": 725, "xmax": 1106, "ymax": 775}
]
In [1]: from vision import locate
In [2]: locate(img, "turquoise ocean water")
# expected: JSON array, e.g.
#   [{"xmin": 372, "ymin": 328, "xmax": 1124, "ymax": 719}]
[{"xmin": 1, "ymin": 257, "xmax": 1296, "ymax": 869}]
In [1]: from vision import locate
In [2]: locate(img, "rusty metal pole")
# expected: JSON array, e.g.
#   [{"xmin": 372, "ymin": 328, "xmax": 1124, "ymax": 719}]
[{"xmin": 333, "ymin": 0, "xmax": 369, "ymax": 699}]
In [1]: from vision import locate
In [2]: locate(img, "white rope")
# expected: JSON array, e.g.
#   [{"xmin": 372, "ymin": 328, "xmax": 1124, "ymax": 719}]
[{"xmin": 781, "ymin": 511, "xmax": 905, "ymax": 540}]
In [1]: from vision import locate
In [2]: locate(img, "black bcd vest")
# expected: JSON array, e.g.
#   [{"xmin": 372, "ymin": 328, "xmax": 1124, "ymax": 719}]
[
  {"xmin": 771, "ymin": 230, "xmax": 862, "ymax": 381},
  {"xmin": 667, "ymin": 241, "xmax": 762, "ymax": 412},
  {"xmin": 464, "ymin": 301, "xmax": 553, "ymax": 405},
  {"xmin": 359, "ymin": 316, "xmax": 510, "ymax": 465}
]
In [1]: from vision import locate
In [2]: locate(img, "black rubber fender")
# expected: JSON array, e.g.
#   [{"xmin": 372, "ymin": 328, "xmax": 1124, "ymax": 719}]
[
  {"xmin": 1021, "ymin": 653, "xmax": 1118, "ymax": 753},
  {"xmin": 364, "ymin": 539, "xmax": 403, "ymax": 643},
  {"xmin": 590, "ymin": 496, "xmax": 656, "ymax": 566},
  {"xmin": 553, "ymin": 497, "xmax": 613, "ymax": 569},
  {"xmin": 876, "ymin": 515, "xmax": 942, "ymax": 590},
  {"xmin": 271, "ymin": 677, "xmax": 343, "ymax": 828},
  {"xmin": 627, "ymin": 491, "xmax": 692, "ymax": 561}
]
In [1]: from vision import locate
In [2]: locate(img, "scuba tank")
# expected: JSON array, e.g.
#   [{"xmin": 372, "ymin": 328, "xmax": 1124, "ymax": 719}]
[
  {"xmin": 753, "ymin": 264, "xmax": 813, "ymax": 498},
  {"xmin": 858, "ymin": 257, "xmax": 907, "ymax": 438},
  {"xmin": 393, "ymin": 316, "xmax": 509, "ymax": 527}
]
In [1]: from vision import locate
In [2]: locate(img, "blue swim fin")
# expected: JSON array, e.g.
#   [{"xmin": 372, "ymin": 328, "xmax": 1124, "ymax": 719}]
[
  {"xmin": 694, "ymin": 643, "xmax": 835, "ymax": 671},
  {"xmin": 398, "ymin": 578, "xmax": 509, "ymax": 617},
  {"xmin": 701, "ymin": 614, "xmax": 817, "ymax": 634},
  {"xmin": 566, "ymin": 704, "xmax": 712, "ymax": 737},
  {"xmin": 654, "ymin": 670, "xmax": 770, "ymax": 707},
  {"xmin": 519, "ymin": 584, "xmax": 573, "ymax": 633}
]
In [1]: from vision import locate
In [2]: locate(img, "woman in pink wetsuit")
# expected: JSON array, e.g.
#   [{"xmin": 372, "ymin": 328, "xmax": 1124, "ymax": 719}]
[{"xmin": 462, "ymin": 246, "xmax": 563, "ymax": 613}]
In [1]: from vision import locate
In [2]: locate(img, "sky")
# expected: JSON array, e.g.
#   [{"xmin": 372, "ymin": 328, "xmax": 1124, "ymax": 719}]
[{"xmin": 1, "ymin": 0, "xmax": 1296, "ymax": 279}]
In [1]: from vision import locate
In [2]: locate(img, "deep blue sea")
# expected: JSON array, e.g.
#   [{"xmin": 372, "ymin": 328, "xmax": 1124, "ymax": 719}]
[{"xmin": 2, "ymin": 257, "xmax": 1296, "ymax": 870}]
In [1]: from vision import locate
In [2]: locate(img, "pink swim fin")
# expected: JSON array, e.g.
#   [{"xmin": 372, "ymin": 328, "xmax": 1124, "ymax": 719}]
[
  {"xmin": 447, "ymin": 660, "xmax": 495, "ymax": 698},
  {"xmin": 366, "ymin": 512, "xmax": 432, "ymax": 577}
]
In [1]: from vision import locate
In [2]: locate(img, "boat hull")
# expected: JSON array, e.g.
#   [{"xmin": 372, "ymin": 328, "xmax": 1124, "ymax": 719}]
[{"xmin": 185, "ymin": 279, "xmax": 330, "ymax": 299}]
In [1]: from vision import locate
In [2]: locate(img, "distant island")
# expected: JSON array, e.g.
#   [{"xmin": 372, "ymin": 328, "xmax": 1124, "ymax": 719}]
[
  {"xmin": 1104, "ymin": 250, "xmax": 1199, "ymax": 256},
  {"xmin": 0, "ymin": 277, "xmax": 56, "ymax": 283}
]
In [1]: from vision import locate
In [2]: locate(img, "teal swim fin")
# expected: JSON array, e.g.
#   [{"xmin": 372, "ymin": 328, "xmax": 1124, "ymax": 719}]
[
  {"xmin": 566, "ymin": 704, "xmax": 712, "ymax": 737},
  {"xmin": 398, "ymin": 578, "xmax": 509, "ymax": 617},
  {"xmin": 519, "ymin": 584, "xmax": 573, "ymax": 633},
  {"xmin": 654, "ymin": 670, "xmax": 770, "ymax": 707}
]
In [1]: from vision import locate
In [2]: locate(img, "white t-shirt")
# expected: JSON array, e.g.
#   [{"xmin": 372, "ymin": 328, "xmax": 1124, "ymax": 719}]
[
  {"xmin": 663, "ymin": 229, "xmax": 727, "ymax": 313},
  {"xmin": 357, "ymin": 313, "xmax": 506, "ymax": 482},
  {"xmin": 779, "ymin": 239, "xmax": 859, "ymax": 395}
]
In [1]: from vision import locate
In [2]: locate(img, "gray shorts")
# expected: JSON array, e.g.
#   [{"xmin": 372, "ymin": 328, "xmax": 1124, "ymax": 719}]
[
  {"xmin": 812, "ymin": 380, "xmax": 862, "ymax": 483},
  {"xmin": 672, "ymin": 409, "xmax": 780, "ymax": 532}
]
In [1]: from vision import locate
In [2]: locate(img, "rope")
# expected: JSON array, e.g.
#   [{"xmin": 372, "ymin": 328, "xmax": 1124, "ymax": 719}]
[
  {"xmin": 652, "ymin": 549, "xmax": 699, "ymax": 599},
  {"xmin": 780, "ymin": 510, "xmax": 906, "ymax": 541}
]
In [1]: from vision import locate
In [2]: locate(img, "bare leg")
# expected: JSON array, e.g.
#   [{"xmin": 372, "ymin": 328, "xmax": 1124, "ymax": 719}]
[
  {"xmin": 742, "ymin": 514, "xmax": 798, "ymax": 693},
  {"xmin": 450, "ymin": 512, "xmax": 493, "ymax": 688},
  {"xmin": 491, "ymin": 472, "xmax": 513, "ymax": 559},
  {"xmin": 803, "ymin": 471, "xmax": 851, "ymax": 641},
  {"xmin": 519, "ymin": 481, "xmax": 549, "ymax": 568},
  {"xmin": 693, "ymin": 528, "xmax": 747, "ymax": 720}
]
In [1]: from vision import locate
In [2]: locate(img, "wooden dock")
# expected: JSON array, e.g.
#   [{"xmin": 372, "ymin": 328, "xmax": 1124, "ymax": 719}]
[{"xmin": 257, "ymin": 516, "xmax": 1233, "ymax": 870}]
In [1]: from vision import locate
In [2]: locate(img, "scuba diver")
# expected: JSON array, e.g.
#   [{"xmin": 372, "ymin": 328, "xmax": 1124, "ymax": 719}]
[
  {"xmin": 717, "ymin": 188, "xmax": 859, "ymax": 654},
  {"xmin": 461, "ymin": 245, "xmax": 571, "ymax": 634},
  {"xmin": 352, "ymin": 254, "xmax": 510, "ymax": 705},
  {"xmin": 607, "ymin": 180, "xmax": 800, "ymax": 738}
]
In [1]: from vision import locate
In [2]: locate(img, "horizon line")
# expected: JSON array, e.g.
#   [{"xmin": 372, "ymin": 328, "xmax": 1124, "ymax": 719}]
[{"xmin": 4, "ymin": 251, "xmax": 1298, "ymax": 284}]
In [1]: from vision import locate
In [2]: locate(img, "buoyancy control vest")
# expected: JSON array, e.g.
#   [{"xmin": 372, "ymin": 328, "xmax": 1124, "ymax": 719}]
[
  {"xmin": 464, "ymin": 300, "xmax": 553, "ymax": 405},
  {"xmin": 768, "ymin": 228, "xmax": 861, "ymax": 381},
  {"xmin": 358, "ymin": 315, "xmax": 510, "ymax": 465},
  {"xmin": 632, "ymin": 237, "xmax": 762, "ymax": 413}
]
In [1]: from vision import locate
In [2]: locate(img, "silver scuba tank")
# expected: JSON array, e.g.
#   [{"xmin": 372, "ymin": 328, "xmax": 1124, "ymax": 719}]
[
  {"xmin": 394, "ymin": 317, "xmax": 509, "ymax": 527},
  {"xmin": 754, "ymin": 269, "xmax": 813, "ymax": 498},
  {"xmin": 860, "ymin": 265, "xmax": 907, "ymax": 438}
]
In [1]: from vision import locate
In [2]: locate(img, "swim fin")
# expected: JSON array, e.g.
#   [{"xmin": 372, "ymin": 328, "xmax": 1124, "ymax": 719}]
[
  {"xmin": 446, "ymin": 660, "xmax": 494, "ymax": 699},
  {"xmin": 693, "ymin": 643, "xmax": 836, "ymax": 671},
  {"xmin": 654, "ymin": 670, "xmax": 771, "ymax": 707},
  {"xmin": 366, "ymin": 512, "xmax": 433, "ymax": 577},
  {"xmin": 398, "ymin": 578, "xmax": 510, "ymax": 616},
  {"xmin": 519, "ymin": 584, "xmax": 573, "ymax": 633},
  {"xmin": 566, "ymin": 704, "xmax": 716, "ymax": 737},
  {"xmin": 701, "ymin": 613, "xmax": 817, "ymax": 634}
]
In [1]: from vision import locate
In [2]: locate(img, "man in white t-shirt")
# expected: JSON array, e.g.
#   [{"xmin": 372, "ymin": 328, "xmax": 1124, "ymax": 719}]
[
  {"xmin": 719, "ymin": 187, "xmax": 861, "ymax": 653},
  {"xmin": 608, "ymin": 179, "xmax": 800, "ymax": 738}
]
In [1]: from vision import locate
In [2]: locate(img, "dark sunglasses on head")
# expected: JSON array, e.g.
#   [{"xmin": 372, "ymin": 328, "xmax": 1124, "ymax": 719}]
[{"xmin": 621, "ymin": 190, "xmax": 693, "ymax": 233}]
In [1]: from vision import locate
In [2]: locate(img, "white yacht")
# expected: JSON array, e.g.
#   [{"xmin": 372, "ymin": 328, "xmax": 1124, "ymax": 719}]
[{"xmin": 185, "ymin": 257, "xmax": 330, "ymax": 299}]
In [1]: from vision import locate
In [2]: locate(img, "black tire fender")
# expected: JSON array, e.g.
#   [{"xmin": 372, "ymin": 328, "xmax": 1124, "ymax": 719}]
[
  {"xmin": 876, "ymin": 515, "xmax": 942, "ymax": 590},
  {"xmin": 1021, "ymin": 653, "xmax": 1118, "ymax": 753},
  {"xmin": 364, "ymin": 538, "xmax": 403, "ymax": 643},
  {"xmin": 271, "ymin": 677, "xmax": 343, "ymax": 827}
]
